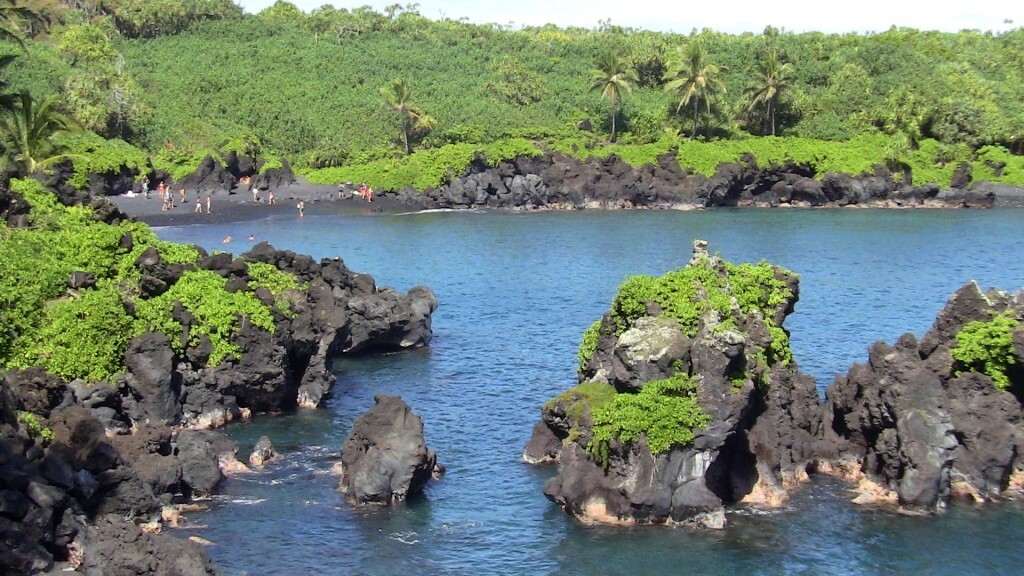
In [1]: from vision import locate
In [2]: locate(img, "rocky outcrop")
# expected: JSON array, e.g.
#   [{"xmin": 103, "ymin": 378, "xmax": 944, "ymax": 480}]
[
  {"xmin": 384, "ymin": 151, "xmax": 1002, "ymax": 210},
  {"xmin": 26, "ymin": 240, "xmax": 437, "ymax": 433},
  {"xmin": 818, "ymin": 281, "xmax": 1024, "ymax": 510},
  {"xmin": 248, "ymin": 436, "xmax": 277, "ymax": 467},
  {"xmin": 178, "ymin": 155, "xmax": 235, "ymax": 194},
  {"xmin": 336, "ymin": 395, "xmax": 439, "ymax": 505},
  {"xmin": 0, "ymin": 378, "xmax": 220, "ymax": 574},
  {"xmin": 527, "ymin": 241, "xmax": 821, "ymax": 527}
]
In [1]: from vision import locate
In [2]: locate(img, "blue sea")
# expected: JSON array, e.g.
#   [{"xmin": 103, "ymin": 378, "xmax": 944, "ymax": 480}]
[{"xmin": 156, "ymin": 207, "xmax": 1024, "ymax": 575}]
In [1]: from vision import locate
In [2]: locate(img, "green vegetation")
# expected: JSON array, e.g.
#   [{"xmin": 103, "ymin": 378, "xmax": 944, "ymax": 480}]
[
  {"xmin": 589, "ymin": 49, "xmax": 637, "ymax": 142},
  {"xmin": 1, "ymin": 4, "xmax": 1021, "ymax": 191},
  {"xmin": 609, "ymin": 258, "xmax": 793, "ymax": 344},
  {"xmin": 246, "ymin": 260, "xmax": 303, "ymax": 316},
  {"xmin": 577, "ymin": 319, "xmax": 602, "ymax": 371},
  {"xmin": 543, "ymin": 380, "xmax": 618, "ymax": 444},
  {"xmin": 133, "ymin": 268, "xmax": 276, "ymax": 366},
  {"xmin": 951, "ymin": 312, "xmax": 1020, "ymax": 391},
  {"xmin": 16, "ymin": 410, "xmax": 53, "ymax": 444},
  {"xmin": 303, "ymin": 138, "xmax": 541, "ymax": 190},
  {"xmin": 1, "ymin": 177, "xmax": 279, "ymax": 381},
  {"xmin": 589, "ymin": 373, "xmax": 710, "ymax": 464}
]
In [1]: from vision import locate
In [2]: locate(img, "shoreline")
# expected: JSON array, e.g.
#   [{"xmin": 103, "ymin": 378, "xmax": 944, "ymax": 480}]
[{"xmin": 108, "ymin": 182, "xmax": 405, "ymax": 227}]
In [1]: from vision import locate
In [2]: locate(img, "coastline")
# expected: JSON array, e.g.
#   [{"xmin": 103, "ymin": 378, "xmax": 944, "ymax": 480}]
[{"xmin": 107, "ymin": 182, "xmax": 406, "ymax": 227}]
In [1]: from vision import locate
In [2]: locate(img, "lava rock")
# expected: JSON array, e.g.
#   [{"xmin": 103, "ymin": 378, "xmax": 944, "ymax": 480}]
[{"xmin": 337, "ymin": 395, "xmax": 438, "ymax": 504}]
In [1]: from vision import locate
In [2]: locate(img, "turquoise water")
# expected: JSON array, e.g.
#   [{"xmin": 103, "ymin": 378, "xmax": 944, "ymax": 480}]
[{"xmin": 157, "ymin": 208, "xmax": 1024, "ymax": 575}]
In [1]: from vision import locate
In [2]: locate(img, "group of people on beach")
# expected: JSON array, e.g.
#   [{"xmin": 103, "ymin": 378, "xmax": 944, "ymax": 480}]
[
  {"xmin": 251, "ymin": 185, "xmax": 276, "ymax": 205},
  {"xmin": 338, "ymin": 182, "xmax": 374, "ymax": 202},
  {"xmin": 140, "ymin": 176, "xmax": 213, "ymax": 213},
  {"xmin": 138, "ymin": 175, "xmax": 322, "ymax": 220}
]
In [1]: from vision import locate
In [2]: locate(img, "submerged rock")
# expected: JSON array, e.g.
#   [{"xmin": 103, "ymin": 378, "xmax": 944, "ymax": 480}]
[
  {"xmin": 818, "ymin": 281, "xmax": 1024, "ymax": 510},
  {"xmin": 528, "ymin": 240, "xmax": 821, "ymax": 527},
  {"xmin": 337, "ymin": 395, "xmax": 439, "ymax": 505}
]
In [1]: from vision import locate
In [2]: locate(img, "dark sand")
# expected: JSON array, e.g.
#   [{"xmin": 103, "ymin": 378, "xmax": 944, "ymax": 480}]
[{"xmin": 108, "ymin": 181, "xmax": 404, "ymax": 227}]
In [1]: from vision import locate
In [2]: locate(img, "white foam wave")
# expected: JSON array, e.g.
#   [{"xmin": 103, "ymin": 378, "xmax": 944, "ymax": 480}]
[{"xmin": 388, "ymin": 531, "xmax": 420, "ymax": 545}]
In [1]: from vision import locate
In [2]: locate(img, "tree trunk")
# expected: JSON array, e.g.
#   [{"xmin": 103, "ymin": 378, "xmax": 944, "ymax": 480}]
[
  {"xmin": 691, "ymin": 100, "xmax": 699, "ymax": 139},
  {"xmin": 610, "ymin": 100, "xmax": 617, "ymax": 142},
  {"xmin": 402, "ymin": 117, "xmax": 410, "ymax": 155},
  {"xmin": 770, "ymin": 100, "xmax": 776, "ymax": 136}
]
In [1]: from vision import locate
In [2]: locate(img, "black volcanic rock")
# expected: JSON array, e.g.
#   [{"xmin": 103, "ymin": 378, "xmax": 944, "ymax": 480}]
[
  {"xmin": 528, "ymin": 241, "xmax": 821, "ymax": 528},
  {"xmin": 337, "ymin": 395, "xmax": 438, "ymax": 505},
  {"xmin": 818, "ymin": 281, "xmax": 1024, "ymax": 509}
]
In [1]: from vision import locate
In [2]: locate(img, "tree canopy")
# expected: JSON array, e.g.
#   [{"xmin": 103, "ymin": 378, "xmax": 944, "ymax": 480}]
[{"xmin": 0, "ymin": 3, "xmax": 1022, "ymax": 183}]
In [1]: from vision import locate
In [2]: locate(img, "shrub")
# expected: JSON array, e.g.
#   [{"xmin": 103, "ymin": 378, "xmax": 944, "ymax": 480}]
[
  {"xmin": 246, "ymin": 261, "xmax": 303, "ymax": 315},
  {"xmin": 16, "ymin": 411, "xmax": 54, "ymax": 444},
  {"xmin": 543, "ymin": 380, "xmax": 618, "ymax": 443},
  {"xmin": 610, "ymin": 259, "xmax": 793, "ymax": 344},
  {"xmin": 10, "ymin": 282, "xmax": 133, "ymax": 381},
  {"xmin": 589, "ymin": 373, "xmax": 710, "ymax": 463},
  {"xmin": 577, "ymin": 319, "xmax": 602, "ymax": 371},
  {"xmin": 60, "ymin": 133, "xmax": 149, "ymax": 191},
  {"xmin": 951, "ymin": 312, "xmax": 1019, "ymax": 391},
  {"xmin": 133, "ymin": 269, "xmax": 276, "ymax": 366},
  {"xmin": 303, "ymin": 138, "xmax": 540, "ymax": 190}
]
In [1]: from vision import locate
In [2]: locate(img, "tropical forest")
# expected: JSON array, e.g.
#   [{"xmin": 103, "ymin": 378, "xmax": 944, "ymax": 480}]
[{"xmin": 0, "ymin": 0, "xmax": 1023, "ymax": 190}]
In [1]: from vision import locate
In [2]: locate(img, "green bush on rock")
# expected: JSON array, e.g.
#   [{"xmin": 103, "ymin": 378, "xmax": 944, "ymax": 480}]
[
  {"xmin": 951, "ymin": 312, "xmax": 1020, "ymax": 391},
  {"xmin": 133, "ymin": 269, "xmax": 276, "ymax": 366},
  {"xmin": 0, "ymin": 178, "xmax": 272, "ymax": 381},
  {"xmin": 246, "ymin": 261, "xmax": 304, "ymax": 316},
  {"xmin": 543, "ymin": 380, "xmax": 618, "ymax": 444},
  {"xmin": 10, "ymin": 282, "xmax": 134, "ymax": 382},
  {"xmin": 16, "ymin": 411, "xmax": 54, "ymax": 444},
  {"xmin": 608, "ymin": 258, "xmax": 793, "ymax": 362},
  {"xmin": 588, "ymin": 373, "xmax": 710, "ymax": 464}
]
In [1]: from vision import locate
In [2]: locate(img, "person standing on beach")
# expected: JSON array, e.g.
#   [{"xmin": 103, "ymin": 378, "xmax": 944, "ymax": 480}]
[
  {"xmin": 206, "ymin": 194, "xmax": 212, "ymax": 214},
  {"xmin": 179, "ymin": 188, "xmax": 186, "ymax": 205},
  {"xmin": 252, "ymin": 186, "xmax": 260, "ymax": 203},
  {"xmin": 195, "ymin": 194, "xmax": 203, "ymax": 213},
  {"xmin": 297, "ymin": 199, "xmax": 305, "ymax": 218},
  {"xmin": 267, "ymin": 189, "xmax": 275, "ymax": 205},
  {"xmin": 141, "ymin": 176, "xmax": 149, "ymax": 198}
]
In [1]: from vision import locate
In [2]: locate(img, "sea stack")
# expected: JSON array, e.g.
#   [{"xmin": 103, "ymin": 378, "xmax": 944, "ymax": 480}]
[
  {"xmin": 526, "ymin": 240, "xmax": 821, "ymax": 528},
  {"xmin": 337, "ymin": 395, "xmax": 440, "ymax": 505}
]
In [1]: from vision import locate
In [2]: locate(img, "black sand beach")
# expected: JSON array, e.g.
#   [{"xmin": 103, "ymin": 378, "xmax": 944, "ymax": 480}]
[{"xmin": 108, "ymin": 181, "xmax": 404, "ymax": 226}]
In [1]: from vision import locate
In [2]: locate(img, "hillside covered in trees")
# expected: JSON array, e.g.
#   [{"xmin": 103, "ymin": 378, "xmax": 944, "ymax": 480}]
[{"xmin": 2, "ymin": 0, "xmax": 1024, "ymax": 189}]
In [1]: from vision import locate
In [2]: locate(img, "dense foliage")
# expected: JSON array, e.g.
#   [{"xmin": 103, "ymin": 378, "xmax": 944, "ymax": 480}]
[
  {"xmin": 951, "ymin": 312, "xmax": 1020, "ymax": 391},
  {"xmin": 589, "ymin": 373, "xmax": 711, "ymax": 463},
  {"xmin": 605, "ymin": 257, "xmax": 793, "ymax": 365},
  {"xmin": 0, "ymin": 177, "xmax": 281, "ymax": 381},
  {"xmin": 2, "ymin": 3, "xmax": 1023, "ymax": 189}
]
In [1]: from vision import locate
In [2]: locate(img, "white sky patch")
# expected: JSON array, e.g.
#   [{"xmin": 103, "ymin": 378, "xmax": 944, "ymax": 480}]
[{"xmin": 235, "ymin": 0, "xmax": 1021, "ymax": 34}]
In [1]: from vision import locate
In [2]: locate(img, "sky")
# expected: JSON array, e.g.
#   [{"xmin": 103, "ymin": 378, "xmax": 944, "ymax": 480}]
[{"xmin": 235, "ymin": 0, "xmax": 1022, "ymax": 35}]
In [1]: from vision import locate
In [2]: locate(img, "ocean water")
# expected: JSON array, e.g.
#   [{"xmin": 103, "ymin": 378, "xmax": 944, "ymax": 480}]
[{"xmin": 156, "ymin": 207, "xmax": 1024, "ymax": 575}]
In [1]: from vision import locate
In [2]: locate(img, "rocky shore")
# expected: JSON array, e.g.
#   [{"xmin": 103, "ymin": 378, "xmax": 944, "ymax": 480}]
[
  {"xmin": 85, "ymin": 149, "xmax": 1024, "ymax": 229},
  {"xmin": 381, "ymin": 151, "xmax": 1021, "ymax": 211},
  {"xmin": 526, "ymin": 241, "xmax": 1024, "ymax": 527},
  {"xmin": 0, "ymin": 176, "xmax": 438, "ymax": 573}
]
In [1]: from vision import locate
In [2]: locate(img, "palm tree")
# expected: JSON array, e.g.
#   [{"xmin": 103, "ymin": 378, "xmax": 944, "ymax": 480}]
[
  {"xmin": 0, "ymin": 91, "xmax": 77, "ymax": 173},
  {"xmin": 380, "ymin": 77, "xmax": 434, "ymax": 155},
  {"xmin": 588, "ymin": 49, "xmax": 637, "ymax": 142},
  {"xmin": 745, "ymin": 49, "xmax": 795, "ymax": 136},
  {"xmin": 663, "ymin": 41, "xmax": 726, "ymax": 140},
  {"xmin": 0, "ymin": 0, "xmax": 46, "ymax": 50},
  {"xmin": 0, "ymin": 1, "xmax": 47, "ymax": 114}
]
